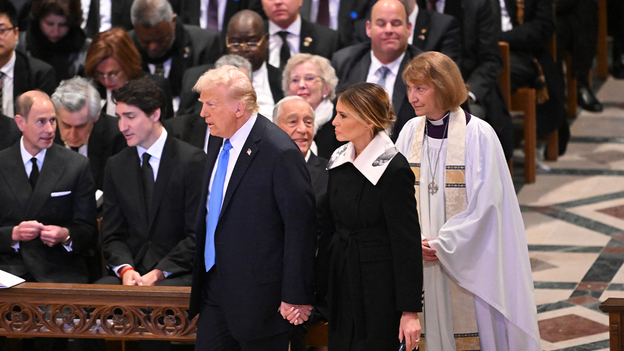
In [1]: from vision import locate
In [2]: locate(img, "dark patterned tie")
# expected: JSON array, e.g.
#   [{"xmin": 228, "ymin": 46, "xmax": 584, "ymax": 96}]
[
  {"xmin": 85, "ymin": 0, "xmax": 100, "ymax": 38},
  {"xmin": 29, "ymin": 157, "xmax": 39, "ymax": 190},
  {"xmin": 207, "ymin": 0, "xmax": 219, "ymax": 32},
  {"xmin": 278, "ymin": 31, "xmax": 291, "ymax": 71},
  {"xmin": 155, "ymin": 63, "xmax": 165, "ymax": 77},
  {"xmin": 317, "ymin": 0, "xmax": 330, "ymax": 26}
]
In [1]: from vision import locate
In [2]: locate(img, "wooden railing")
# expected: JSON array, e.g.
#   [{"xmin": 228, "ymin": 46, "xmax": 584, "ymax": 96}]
[{"xmin": 0, "ymin": 283, "xmax": 196, "ymax": 341}]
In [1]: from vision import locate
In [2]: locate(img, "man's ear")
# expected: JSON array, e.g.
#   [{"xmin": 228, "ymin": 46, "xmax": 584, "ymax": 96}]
[
  {"xmin": 15, "ymin": 114, "xmax": 26, "ymax": 133},
  {"xmin": 150, "ymin": 108, "xmax": 161, "ymax": 123}
]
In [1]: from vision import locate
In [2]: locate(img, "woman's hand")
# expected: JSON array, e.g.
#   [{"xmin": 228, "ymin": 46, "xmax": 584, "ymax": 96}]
[
  {"xmin": 422, "ymin": 238, "xmax": 438, "ymax": 262},
  {"xmin": 399, "ymin": 312, "xmax": 421, "ymax": 350}
]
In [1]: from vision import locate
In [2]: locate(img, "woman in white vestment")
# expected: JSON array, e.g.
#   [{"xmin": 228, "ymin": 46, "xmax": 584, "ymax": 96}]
[{"xmin": 395, "ymin": 52, "xmax": 541, "ymax": 351}]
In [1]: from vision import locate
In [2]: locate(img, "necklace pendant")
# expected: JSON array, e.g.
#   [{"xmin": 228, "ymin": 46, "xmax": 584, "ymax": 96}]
[{"xmin": 428, "ymin": 180, "xmax": 438, "ymax": 195}]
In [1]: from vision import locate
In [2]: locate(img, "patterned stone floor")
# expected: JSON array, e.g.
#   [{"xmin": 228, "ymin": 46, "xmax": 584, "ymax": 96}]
[{"xmin": 515, "ymin": 76, "xmax": 624, "ymax": 350}]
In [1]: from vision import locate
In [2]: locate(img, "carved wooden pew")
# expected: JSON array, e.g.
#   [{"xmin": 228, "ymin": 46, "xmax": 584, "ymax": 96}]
[
  {"xmin": 599, "ymin": 298, "xmax": 624, "ymax": 351},
  {"xmin": 0, "ymin": 283, "xmax": 196, "ymax": 348}
]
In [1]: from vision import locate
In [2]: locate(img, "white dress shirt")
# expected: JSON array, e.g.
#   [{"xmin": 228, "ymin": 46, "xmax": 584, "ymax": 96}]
[
  {"xmin": 1, "ymin": 52, "xmax": 16, "ymax": 117},
  {"xmin": 253, "ymin": 63, "xmax": 276, "ymax": 118},
  {"xmin": 366, "ymin": 51, "xmax": 406, "ymax": 99},
  {"xmin": 268, "ymin": 16, "xmax": 302, "ymax": 68},
  {"xmin": 81, "ymin": 0, "xmax": 113, "ymax": 32},
  {"xmin": 407, "ymin": 5, "xmax": 419, "ymax": 45},
  {"xmin": 136, "ymin": 128, "xmax": 168, "ymax": 182}
]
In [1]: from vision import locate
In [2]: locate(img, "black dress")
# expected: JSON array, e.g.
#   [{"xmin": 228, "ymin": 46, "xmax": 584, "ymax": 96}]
[{"xmin": 327, "ymin": 152, "xmax": 423, "ymax": 351}]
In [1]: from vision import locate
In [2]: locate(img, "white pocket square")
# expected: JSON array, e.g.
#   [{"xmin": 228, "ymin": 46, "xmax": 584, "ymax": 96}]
[{"xmin": 51, "ymin": 191, "xmax": 71, "ymax": 197}]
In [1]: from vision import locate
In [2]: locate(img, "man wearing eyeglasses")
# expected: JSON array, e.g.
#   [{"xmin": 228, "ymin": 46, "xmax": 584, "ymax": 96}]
[
  {"xmin": 0, "ymin": 1, "xmax": 56, "ymax": 118},
  {"xmin": 178, "ymin": 10, "xmax": 284, "ymax": 117}
]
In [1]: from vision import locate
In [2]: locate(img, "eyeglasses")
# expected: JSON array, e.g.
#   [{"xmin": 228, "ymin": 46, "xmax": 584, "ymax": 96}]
[
  {"xmin": 95, "ymin": 70, "xmax": 122, "ymax": 81},
  {"xmin": 290, "ymin": 75, "xmax": 322, "ymax": 86},
  {"xmin": 226, "ymin": 36, "xmax": 266, "ymax": 50},
  {"xmin": 0, "ymin": 27, "xmax": 15, "ymax": 36}
]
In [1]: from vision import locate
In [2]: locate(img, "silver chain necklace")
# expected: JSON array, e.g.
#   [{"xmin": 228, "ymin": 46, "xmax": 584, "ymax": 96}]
[{"xmin": 424, "ymin": 119, "xmax": 449, "ymax": 195}]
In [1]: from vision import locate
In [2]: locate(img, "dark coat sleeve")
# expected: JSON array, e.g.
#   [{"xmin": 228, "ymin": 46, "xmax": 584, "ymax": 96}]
[{"xmin": 500, "ymin": 0, "xmax": 555, "ymax": 53}]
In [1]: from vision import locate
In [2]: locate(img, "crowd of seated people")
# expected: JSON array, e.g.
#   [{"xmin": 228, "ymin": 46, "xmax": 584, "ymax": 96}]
[{"xmin": 0, "ymin": 0, "xmax": 620, "ymax": 350}]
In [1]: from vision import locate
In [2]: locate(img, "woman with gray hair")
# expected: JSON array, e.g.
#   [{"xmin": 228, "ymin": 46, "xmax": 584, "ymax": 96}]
[{"xmin": 283, "ymin": 53, "xmax": 338, "ymax": 135}]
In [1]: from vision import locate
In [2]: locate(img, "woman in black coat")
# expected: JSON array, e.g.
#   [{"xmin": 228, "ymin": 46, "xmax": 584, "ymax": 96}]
[
  {"xmin": 325, "ymin": 82, "xmax": 423, "ymax": 351},
  {"xmin": 18, "ymin": 0, "xmax": 89, "ymax": 86}
]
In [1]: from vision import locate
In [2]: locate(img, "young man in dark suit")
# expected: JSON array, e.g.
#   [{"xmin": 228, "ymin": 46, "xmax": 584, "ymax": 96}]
[
  {"xmin": 261, "ymin": 0, "xmax": 340, "ymax": 71},
  {"xmin": 51, "ymin": 77, "xmax": 126, "ymax": 192},
  {"xmin": 98, "ymin": 77, "xmax": 205, "ymax": 287},
  {"xmin": 331, "ymin": 0, "xmax": 424, "ymax": 141},
  {"xmin": 189, "ymin": 65, "xmax": 317, "ymax": 350},
  {"xmin": 0, "ymin": 90, "xmax": 97, "ymax": 283},
  {"xmin": 0, "ymin": 1, "xmax": 56, "ymax": 117}
]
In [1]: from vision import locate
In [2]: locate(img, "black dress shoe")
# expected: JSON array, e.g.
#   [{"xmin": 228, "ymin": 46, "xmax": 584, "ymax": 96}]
[
  {"xmin": 613, "ymin": 54, "xmax": 624, "ymax": 79},
  {"xmin": 577, "ymin": 84, "xmax": 603, "ymax": 112}
]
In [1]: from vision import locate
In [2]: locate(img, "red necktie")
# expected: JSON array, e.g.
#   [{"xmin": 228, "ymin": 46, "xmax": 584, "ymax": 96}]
[{"xmin": 429, "ymin": 0, "xmax": 438, "ymax": 11}]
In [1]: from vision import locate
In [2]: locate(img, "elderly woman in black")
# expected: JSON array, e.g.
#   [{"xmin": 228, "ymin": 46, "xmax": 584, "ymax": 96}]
[{"xmin": 326, "ymin": 82, "xmax": 422, "ymax": 351}]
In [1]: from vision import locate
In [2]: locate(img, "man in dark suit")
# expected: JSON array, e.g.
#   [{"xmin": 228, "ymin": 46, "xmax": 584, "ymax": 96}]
[
  {"xmin": 189, "ymin": 65, "xmax": 317, "ymax": 350},
  {"xmin": 422, "ymin": 0, "xmax": 514, "ymax": 159},
  {"xmin": 299, "ymin": 0, "xmax": 375, "ymax": 46},
  {"xmin": 0, "ymin": 113, "xmax": 20, "ymax": 150},
  {"xmin": 332, "ymin": 0, "xmax": 424, "ymax": 140},
  {"xmin": 178, "ymin": 10, "xmax": 284, "ymax": 116},
  {"xmin": 496, "ymin": 0, "xmax": 570, "ymax": 155},
  {"xmin": 0, "ymin": 90, "xmax": 97, "ymax": 284},
  {"xmin": 261, "ymin": 0, "xmax": 339, "ymax": 71},
  {"xmin": 129, "ymin": 0, "xmax": 221, "ymax": 99},
  {"xmin": 353, "ymin": 0, "xmax": 461, "ymax": 64},
  {"xmin": 98, "ymin": 77, "xmax": 205, "ymax": 287},
  {"xmin": 82, "ymin": 0, "xmax": 136, "ymax": 38},
  {"xmin": 0, "ymin": 1, "xmax": 56, "ymax": 117},
  {"xmin": 272, "ymin": 96, "xmax": 329, "ymax": 351},
  {"xmin": 51, "ymin": 77, "xmax": 126, "ymax": 191},
  {"xmin": 169, "ymin": 0, "xmax": 264, "ymax": 52}
]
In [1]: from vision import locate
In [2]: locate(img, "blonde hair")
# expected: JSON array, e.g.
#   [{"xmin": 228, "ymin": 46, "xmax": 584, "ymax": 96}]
[
  {"xmin": 282, "ymin": 53, "xmax": 338, "ymax": 101},
  {"xmin": 337, "ymin": 83, "xmax": 395, "ymax": 135},
  {"xmin": 402, "ymin": 51, "xmax": 467, "ymax": 111},
  {"xmin": 193, "ymin": 65, "xmax": 259, "ymax": 114}
]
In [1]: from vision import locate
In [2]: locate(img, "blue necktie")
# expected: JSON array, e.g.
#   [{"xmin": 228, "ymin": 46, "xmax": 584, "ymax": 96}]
[
  {"xmin": 205, "ymin": 140, "xmax": 233, "ymax": 271},
  {"xmin": 377, "ymin": 66, "xmax": 391, "ymax": 91}
]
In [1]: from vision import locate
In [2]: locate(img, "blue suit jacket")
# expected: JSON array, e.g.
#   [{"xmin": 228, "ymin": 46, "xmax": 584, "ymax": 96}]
[{"xmin": 189, "ymin": 115, "xmax": 317, "ymax": 341}]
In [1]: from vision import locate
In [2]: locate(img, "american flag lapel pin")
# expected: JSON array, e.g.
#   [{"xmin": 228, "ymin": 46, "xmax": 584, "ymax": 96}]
[{"xmin": 247, "ymin": 148, "xmax": 252, "ymax": 156}]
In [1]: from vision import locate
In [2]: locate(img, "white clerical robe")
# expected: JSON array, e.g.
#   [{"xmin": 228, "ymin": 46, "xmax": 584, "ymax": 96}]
[{"xmin": 395, "ymin": 110, "xmax": 541, "ymax": 351}]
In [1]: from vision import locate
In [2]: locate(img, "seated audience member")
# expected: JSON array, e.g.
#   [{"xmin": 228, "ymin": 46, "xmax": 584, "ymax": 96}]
[
  {"xmin": 609, "ymin": 0, "xmax": 624, "ymax": 79},
  {"xmin": 353, "ymin": 0, "xmax": 462, "ymax": 65},
  {"xmin": 0, "ymin": 90, "xmax": 97, "ymax": 284},
  {"xmin": 421, "ymin": 0, "xmax": 515, "ymax": 159},
  {"xmin": 171, "ymin": 55, "xmax": 252, "ymax": 152},
  {"xmin": 0, "ymin": 1, "xmax": 56, "ymax": 117},
  {"xmin": 497, "ymin": 0, "xmax": 570, "ymax": 155},
  {"xmin": 0, "ymin": 113, "xmax": 20, "ymax": 150},
  {"xmin": 81, "ymin": 0, "xmax": 135, "ymax": 38},
  {"xmin": 299, "ymin": 0, "xmax": 375, "ymax": 46},
  {"xmin": 272, "ymin": 96, "xmax": 330, "ymax": 351},
  {"xmin": 128, "ymin": 0, "xmax": 220, "ymax": 105},
  {"xmin": 99, "ymin": 77, "xmax": 205, "ymax": 288},
  {"xmin": 178, "ymin": 10, "xmax": 284, "ymax": 116},
  {"xmin": 51, "ymin": 76, "xmax": 126, "ymax": 191},
  {"xmin": 283, "ymin": 53, "xmax": 338, "ymax": 157},
  {"xmin": 555, "ymin": 0, "xmax": 602, "ymax": 112},
  {"xmin": 84, "ymin": 28, "xmax": 173, "ymax": 119},
  {"xmin": 261, "ymin": 0, "xmax": 339, "ymax": 71},
  {"xmin": 18, "ymin": 0, "xmax": 90, "ymax": 86},
  {"xmin": 331, "ymin": 0, "xmax": 424, "ymax": 151}
]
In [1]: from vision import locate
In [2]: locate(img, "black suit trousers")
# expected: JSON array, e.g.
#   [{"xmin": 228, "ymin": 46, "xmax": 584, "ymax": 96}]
[{"xmin": 195, "ymin": 270, "xmax": 290, "ymax": 351}]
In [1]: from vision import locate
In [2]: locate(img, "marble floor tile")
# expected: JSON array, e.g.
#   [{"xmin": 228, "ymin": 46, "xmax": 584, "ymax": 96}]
[
  {"xmin": 530, "ymin": 252, "xmax": 599, "ymax": 282},
  {"xmin": 596, "ymin": 77, "xmax": 624, "ymax": 103},
  {"xmin": 547, "ymin": 143, "xmax": 624, "ymax": 170},
  {"xmin": 539, "ymin": 314, "xmax": 609, "ymax": 343},
  {"xmin": 570, "ymin": 115, "xmax": 624, "ymax": 138},
  {"xmin": 523, "ymin": 212, "xmax": 612, "ymax": 247},
  {"xmin": 518, "ymin": 176, "xmax": 624, "ymax": 207},
  {"xmin": 606, "ymin": 262, "xmax": 624, "ymax": 284},
  {"xmin": 567, "ymin": 198, "xmax": 624, "ymax": 232},
  {"xmin": 535, "ymin": 289, "xmax": 575, "ymax": 305}
]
